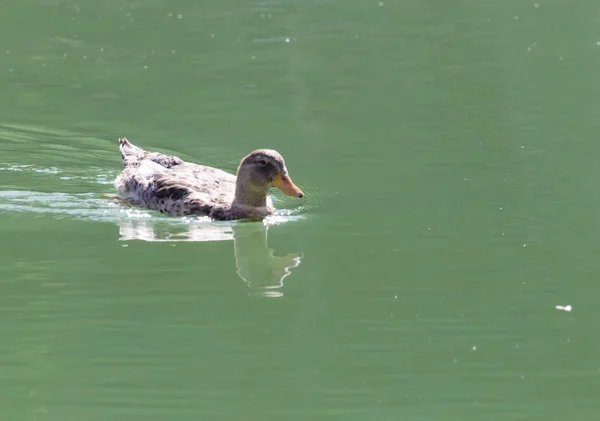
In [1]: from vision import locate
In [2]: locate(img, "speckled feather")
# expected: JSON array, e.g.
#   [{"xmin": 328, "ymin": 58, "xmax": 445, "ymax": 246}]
[{"xmin": 114, "ymin": 138, "xmax": 275, "ymax": 220}]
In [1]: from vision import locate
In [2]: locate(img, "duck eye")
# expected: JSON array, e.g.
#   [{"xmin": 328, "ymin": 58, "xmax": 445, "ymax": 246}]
[{"xmin": 259, "ymin": 159, "xmax": 267, "ymax": 167}]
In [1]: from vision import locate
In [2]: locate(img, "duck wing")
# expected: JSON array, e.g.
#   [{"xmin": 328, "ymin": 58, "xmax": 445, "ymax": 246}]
[
  {"xmin": 115, "ymin": 138, "xmax": 239, "ymax": 217},
  {"xmin": 116, "ymin": 158, "xmax": 236, "ymax": 210},
  {"xmin": 153, "ymin": 162, "xmax": 237, "ymax": 205}
]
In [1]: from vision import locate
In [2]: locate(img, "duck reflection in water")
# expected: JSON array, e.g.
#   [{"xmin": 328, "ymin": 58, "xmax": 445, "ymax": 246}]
[{"xmin": 117, "ymin": 218, "xmax": 302, "ymax": 297}]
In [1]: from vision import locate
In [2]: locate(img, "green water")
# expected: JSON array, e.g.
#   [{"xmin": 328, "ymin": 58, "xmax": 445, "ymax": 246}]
[{"xmin": 2, "ymin": 0, "xmax": 600, "ymax": 419}]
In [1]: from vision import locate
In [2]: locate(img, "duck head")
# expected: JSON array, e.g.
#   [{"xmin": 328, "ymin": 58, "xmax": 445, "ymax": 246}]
[{"xmin": 233, "ymin": 149, "xmax": 304, "ymax": 209}]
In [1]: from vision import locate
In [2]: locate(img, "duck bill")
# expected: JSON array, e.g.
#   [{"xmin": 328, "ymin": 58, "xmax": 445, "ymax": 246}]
[{"xmin": 272, "ymin": 173, "xmax": 304, "ymax": 198}]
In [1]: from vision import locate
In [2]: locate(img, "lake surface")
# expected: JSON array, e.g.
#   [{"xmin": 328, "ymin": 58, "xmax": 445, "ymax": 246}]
[{"xmin": 1, "ymin": 0, "xmax": 600, "ymax": 420}]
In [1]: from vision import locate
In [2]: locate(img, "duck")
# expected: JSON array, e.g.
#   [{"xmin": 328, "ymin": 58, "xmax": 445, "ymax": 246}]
[{"xmin": 114, "ymin": 137, "xmax": 304, "ymax": 220}]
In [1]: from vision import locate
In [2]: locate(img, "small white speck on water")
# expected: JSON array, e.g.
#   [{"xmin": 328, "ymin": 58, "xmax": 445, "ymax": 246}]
[
  {"xmin": 427, "ymin": 227, "xmax": 431, "ymax": 230},
  {"xmin": 63, "ymin": 53, "xmax": 68, "ymax": 57},
  {"xmin": 394, "ymin": 295, "xmax": 398, "ymax": 299},
  {"xmin": 144, "ymin": 65, "xmax": 148, "ymax": 69},
  {"xmin": 178, "ymin": 14, "xmax": 183, "ymax": 19},
  {"xmin": 523, "ymin": 244, "xmax": 527, "ymax": 247},
  {"xmin": 534, "ymin": 2, "xmax": 539, "ymax": 7},
  {"xmin": 42, "ymin": 63, "xmax": 46, "ymax": 67},
  {"xmin": 464, "ymin": 178, "xmax": 468, "ymax": 181},
  {"xmin": 267, "ymin": 13, "xmax": 272, "ymax": 18},
  {"xmin": 285, "ymin": 38, "xmax": 290, "ymax": 43},
  {"xmin": 527, "ymin": 46, "xmax": 532, "ymax": 51},
  {"xmin": 453, "ymin": 358, "xmax": 459, "ymax": 363},
  {"xmin": 9, "ymin": 68, "xmax": 13, "ymax": 72},
  {"xmin": 597, "ymin": 41, "xmax": 600, "ymax": 46},
  {"xmin": 5, "ymin": 50, "xmax": 9, "ymax": 54},
  {"xmin": 559, "ymin": 56, "xmax": 563, "ymax": 60},
  {"xmin": 210, "ymin": 33, "xmax": 215, "ymax": 38},
  {"xmin": 521, "ymin": 145, "xmax": 525, "ymax": 148},
  {"xmin": 151, "ymin": 49, "xmax": 156, "ymax": 55},
  {"xmin": 251, "ymin": 55, "xmax": 256, "ymax": 59},
  {"xmin": 122, "ymin": 244, "xmax": 128, "ymax": 248},
  {"xmin": 515, "ymin": 344, "xmax": 520, "ymax": 349},
  {"xmin": 82, "ymin": 55, "xmax": 87, "ymax": 59},
  {"xmin": 390, "ymin": 313, "xmax": 394, "ymax": 317},
  {"xmin": 499, "ymin": 207, "xmax": 503, "ymax": 210},
  {"xmin": 555, "ymin": 304, "xmax": 572, "ymax": 312},
  {"xmin": 514, "ymin": 15, "xmax": 519, "ymax": 20},
  {"xmin": 172, "ymin": 49, "xmax": 176, "ymax": 54},
  {"xmin": 472, "ymin": 346, "xmax": 477, "ymax": 351},
  {"xmin": 168, "ymin": 12, "xmax": 173, "ymax": 17},
  {"xmin": 378, "ymin": 1, "xmax": 385, "ymax": 6},
  {"xmin": 520, "ymin": 375, "xmax": 525, "ymax": 380}
]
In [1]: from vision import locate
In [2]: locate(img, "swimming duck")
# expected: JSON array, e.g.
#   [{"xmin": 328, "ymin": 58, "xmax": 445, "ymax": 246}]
[{"xmin": 114, "ymin": 138, "xmax": 304, "ymax": 220}]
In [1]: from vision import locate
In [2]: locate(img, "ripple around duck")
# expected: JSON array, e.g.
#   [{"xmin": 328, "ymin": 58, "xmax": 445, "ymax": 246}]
[
  {"xmin": 0, "ymin": 162, "xmax": 310, "ymax": 233},
  {"xmin": 0, "ymin": 171, "xmax": 308, "ymax": 242},
  {"xmin": 0, "ymin": 188, "xmax": 306, "ymax": 227},
  {"xmin": 0, "ymin": 123, "xmax": 315, "ymax": 232}
]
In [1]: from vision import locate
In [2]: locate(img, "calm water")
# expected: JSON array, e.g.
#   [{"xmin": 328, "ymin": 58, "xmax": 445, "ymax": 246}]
[{"xmin": 2, "ymin": 1, "xmax": 600, "ymax": 420}]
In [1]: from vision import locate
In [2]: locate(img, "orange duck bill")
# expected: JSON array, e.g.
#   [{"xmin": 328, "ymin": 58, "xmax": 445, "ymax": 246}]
[{"xmin": 272, "ymin": 173, "xmax": 304, "ymax": 198}]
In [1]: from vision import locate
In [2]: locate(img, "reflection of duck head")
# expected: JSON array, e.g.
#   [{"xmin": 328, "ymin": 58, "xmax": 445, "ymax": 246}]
[
  {"xmin": 118, "ymin": 218, "xmax": 302, "ymax": 297},
  {"xmin": 232, "ymin": 223, "xmax": 302, "ymax": 298}
]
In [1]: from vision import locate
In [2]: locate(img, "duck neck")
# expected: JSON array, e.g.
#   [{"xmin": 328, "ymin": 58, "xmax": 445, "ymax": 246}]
[{"xmin": 232, "ymin": 180, "xmax": 269, "ymax": 209}]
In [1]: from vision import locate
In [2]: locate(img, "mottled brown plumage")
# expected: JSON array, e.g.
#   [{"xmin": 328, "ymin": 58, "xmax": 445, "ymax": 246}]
[{"xmin": 114, "ymin": 138, "xmax": 303, "ymax": 220}]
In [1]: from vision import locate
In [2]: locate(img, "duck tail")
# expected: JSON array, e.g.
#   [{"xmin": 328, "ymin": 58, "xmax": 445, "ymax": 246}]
[
  {"xmin": 119, "ymin": 137, "xmax": 144, "ymax": 156},
  {"xmin": 119, "ymin": 137, "xmax": 145, "ymax": 166}
]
